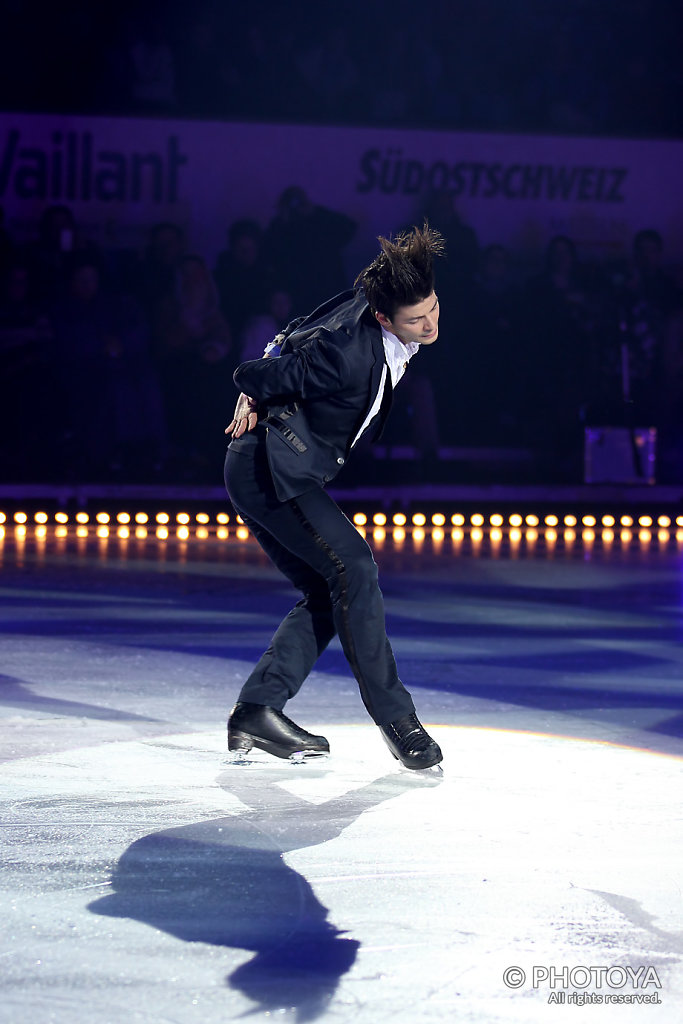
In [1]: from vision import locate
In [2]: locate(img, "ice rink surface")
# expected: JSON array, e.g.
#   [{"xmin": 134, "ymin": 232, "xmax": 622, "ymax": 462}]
[{"xmin": 1, "ymin": 522, "xmax": 682, "ymax": 1023}]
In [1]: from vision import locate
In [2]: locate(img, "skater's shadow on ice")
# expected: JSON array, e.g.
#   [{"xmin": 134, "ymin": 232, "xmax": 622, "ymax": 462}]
[{"xmin": 89, "ymin": 768, "xmax": 431, "ymax": 1020}]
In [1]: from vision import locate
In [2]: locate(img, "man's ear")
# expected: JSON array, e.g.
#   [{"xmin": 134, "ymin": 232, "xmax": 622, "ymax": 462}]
[{"xmin": 374, "ymin": 310, "xmax": 391, "ymax": 329}]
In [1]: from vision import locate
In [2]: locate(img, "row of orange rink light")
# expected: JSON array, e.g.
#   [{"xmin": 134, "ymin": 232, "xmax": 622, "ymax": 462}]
[{"xmin": 2, "ymin": 508, "xmax": 683, "ymax": 547}]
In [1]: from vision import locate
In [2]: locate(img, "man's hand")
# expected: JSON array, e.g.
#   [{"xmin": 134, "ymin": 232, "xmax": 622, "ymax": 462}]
[{"xmin": 225, "ymin": 393, "xmax": 258, "ymax": 439}]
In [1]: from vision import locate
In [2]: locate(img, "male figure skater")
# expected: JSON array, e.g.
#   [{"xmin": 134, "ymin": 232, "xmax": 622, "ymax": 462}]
[{"xmin": 224, "ymin": 225, "xmax": 444, "ymax": 769}]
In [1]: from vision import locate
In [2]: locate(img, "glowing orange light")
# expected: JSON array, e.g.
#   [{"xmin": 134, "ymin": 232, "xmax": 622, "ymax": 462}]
[
  {"xmin": 509, "ymin": 514, "xmax": 523, "ymax": 527},
  {"xmin": 638, "ymin": 529, "xmax": 651, "ymax": 544},
  {"xmin": 564, "ymin": 514, "xmax": 577, "ymax": 527},
  {"xmin": 0, "ymin": 512, "xmax": 6, "ymax": 524},
  {"xmin": 34, "ymin": 511, "xmax": 48, "ymax": 524},
  {"xmin": 582, "ymin": 515, "xmax": 596, "ymax": 527},
  {"xmin": 197, "ymin": 527, "xmax": 209, "ymax": 541},
  {"xmin": 96, "ymin": 512, "xmax": 110, "ymax": 524},
  {"xmin": 431, "ymin": 513, "xmax": 446, "ymax": 527},
  {"xmin": 620, "ymin": 515, "xmax": 633, "ymax": 527},
  {"xmin": 393, "ymin": 527, "xmax": 406, "ymax": 543},
  {"xmin": 196, "ymin": 513, "xmax": 210, "ymax": 525},
  {"xmin": 372, "ymin": 527, "xmax": 386, "ymax": 543},
  {"xmin": 117, "ymin": 526, "xmax": 130, "ymax": 539},
  {"xmin": 412, "ymin": 513, "xmax": 426, "ymax": 527},
  {"xmin": 217, "ymin": 527, "xmax": 229, "ymax": 540},
  {"xmin": 657, "ymin": 515, "xmax": 671, "ymax": 528},
  {"xmin": 14, "ymin": 511, "xmax": 27, "ymax": 524},
  {"xmin": 471, "ymin": 513, "xmax": 485, "ymax": 527},
  {"xmin": 156, "ymin": 512, "xmax": 170, "ymax": 525},
  {"xmin": 135, "ymin": 526, "xmax": 147, "ymax": 539},
  {"xmin": 156, "ymin": 526, "xmax": 169, "ymax": 540},
  {"xmin": 353, "ymin": 512, "xmax": 367, "ymax": 526},
  {"xmin": 96, "ymin": 525, "xmax": 109, "ymax": 539},
  {"xmin": 135, "ymin": 512, "xmax": 149, "ymax": 524},
  {"xmin": 114, "ymin": 512, "xmax": 129, "ymax": 524},
  {"xmin": 55, "ymin": 512, "xmax": 68, "ymax": 524},
  {"xmin": 392, "ymin": 513, "xmax": 407, "ymax": 526},
  {"xmin": 638, "ymin": 515, "xmax": 653, "ymax": 528},
  {"xmin": 544, "ymin": 514, "xmax": 559, "ymax": 527},
  {"xmin": 373, "ymin": 512, "xmax": 387, "ymax": 526},
  {"xmin": 490, "ymin": 514, "xmax": 504, "ymax": 527},
  {"xmin": 525, "ymin": 514, "xmax": 539, "ymax": 527},
  {"xmin": 236, "ymin": 526, "xmax": 249, "ymax": 541},
  {"xmin": 217, "ymin": 512, "xmax": 230, "ymax": 525},
  {"xmin": 176, "ymin": 512, "xmax": 190, "ymax": 525},
  {"xmin": 413, "ymin": 527, "xmax": 425, "ymax": 544},
  {"xmin": 601, "ymin": 515, "xmax": 615, "ymax": 527},
  {"xmin": 432, "ymin": 527, "xmax": 444, "ymax": 545},
  {"xmin": 451, "ymin": 513, "xmax": 465, "ymax": 527},
  {"xmin": 177, "ymin": 526, "xmax": 190, "ymax": 540}
]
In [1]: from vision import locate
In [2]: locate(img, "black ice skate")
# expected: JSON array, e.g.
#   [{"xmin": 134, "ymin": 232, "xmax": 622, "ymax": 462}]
[
  {"xmin": 379, "ymin": 713, "xmax": 443, "ymax": 770},
  {"xmin": 227, "ymin": 702, "xmax": 330, "ymax": 762}
]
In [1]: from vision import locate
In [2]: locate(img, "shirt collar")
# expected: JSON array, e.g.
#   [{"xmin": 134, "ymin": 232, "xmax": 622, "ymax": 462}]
[{"xmin": 380, "ymin": 325, "xmax": 420, "ymax": 361}]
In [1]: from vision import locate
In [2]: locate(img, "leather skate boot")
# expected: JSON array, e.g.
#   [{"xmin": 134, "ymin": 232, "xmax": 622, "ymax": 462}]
[
  {"xmin": 228, "ymin": 702, "xmax": 330, "ymax": 760},
  {"xmin": 379, "ymin": 713, "xmax": 442, "ymax": 769}
]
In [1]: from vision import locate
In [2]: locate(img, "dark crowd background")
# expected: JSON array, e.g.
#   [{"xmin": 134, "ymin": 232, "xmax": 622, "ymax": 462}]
[
  {"xmin": 1, "ymin": 0, "xmax": 682, "ymax": 487},
  {"xmin": 2, "ymin": 0, "xmax": 681, "ymax": 138}
]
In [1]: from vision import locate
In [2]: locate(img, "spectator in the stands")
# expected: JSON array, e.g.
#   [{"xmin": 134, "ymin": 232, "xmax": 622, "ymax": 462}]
[
  {"xmin": 0, "ymin": 206, "xmax": 16, "ymax": 279},
  {"xmin": 239, "ymin": 286, "xmax": 294, "ymax": 363},
  {"xmin": 154, "ymin": 254, "xmax": 232, "ymax": 478},
  {"xmin": 410, "ymin": 190, "xmax": 480, "ymax": 446},
  {"xmin": 50, "ymin": 258, "xmax": 165, "ymax": 479},
  {"xmin": 26, "ymin": 205, "xmax": 100, "ymax": 306},
  {"xmin": 214, "ymin": 219, "xmax": 270, "ymax": 346},
  {"xmin": 262, "ymin": 187, "xmax": 356, "ymax": 313},
  {"xmin": 0, "ymin": 263, "xmax": 54, "ymax": 477},
  {"xmin": 522, "ymin": 236, "xmax": 599, "ymax": 479},
  {"xmin": 609, "ymin": 229, "xmax": 683, "ymax": 480},
  {"xmin": 467, "ymin": 244, "xmax": 525, "ymax": 443},
  {"xmin": 138, "ymin": 222, "xmax": 186, "ymax": 315}
]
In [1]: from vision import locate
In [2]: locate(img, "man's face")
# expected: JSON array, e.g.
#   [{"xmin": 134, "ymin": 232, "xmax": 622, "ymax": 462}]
[{"xmin": 375, "ymin": 292, "xmax": 440, "ymax": 347}]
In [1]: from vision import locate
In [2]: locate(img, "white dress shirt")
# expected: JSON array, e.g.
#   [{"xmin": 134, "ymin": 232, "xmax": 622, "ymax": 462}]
[{"xmin": 352, "ymin": 326, "xmax": 420, "ymax": 447}]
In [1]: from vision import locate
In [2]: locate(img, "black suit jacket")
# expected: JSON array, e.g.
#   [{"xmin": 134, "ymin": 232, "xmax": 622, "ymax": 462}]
[{"xmin": 230, "ymin": 290, "xmax": 391, "ymax": 500}]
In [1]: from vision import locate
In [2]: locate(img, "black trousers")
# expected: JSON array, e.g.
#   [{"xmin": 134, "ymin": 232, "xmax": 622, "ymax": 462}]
[{"xmin": 224, "ymin": 430, "xmax": 415, "ymax": 726}]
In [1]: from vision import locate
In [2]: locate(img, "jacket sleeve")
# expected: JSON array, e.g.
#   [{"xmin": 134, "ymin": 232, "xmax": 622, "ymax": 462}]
[{"xmin": 233, "ymin": 332, "xmax": 351, "ymax": 403}]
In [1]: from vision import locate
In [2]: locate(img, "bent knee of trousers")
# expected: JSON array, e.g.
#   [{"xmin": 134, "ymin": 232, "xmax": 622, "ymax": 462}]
[{"xmin": 327, "ymin": 547, "xmax": 379, "ymax": 599}]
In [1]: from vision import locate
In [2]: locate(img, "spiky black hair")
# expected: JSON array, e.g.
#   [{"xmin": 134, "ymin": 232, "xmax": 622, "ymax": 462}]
[{"xmin": 355, "ymin": 223, "xmax": 445, "ymax": 318}]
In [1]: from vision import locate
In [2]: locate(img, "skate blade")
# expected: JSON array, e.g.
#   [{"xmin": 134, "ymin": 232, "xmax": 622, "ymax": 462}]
[
  {"xmin": 398, "ymin": 761, "xmax": 444, "ymax": 779},
  {"xmin": 223, "ymin": 747, "xmax": 329, "ymax": 767},
  {"xmin": 289, "ymin": 750, "xmax": 329, "ymax": 764}
]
